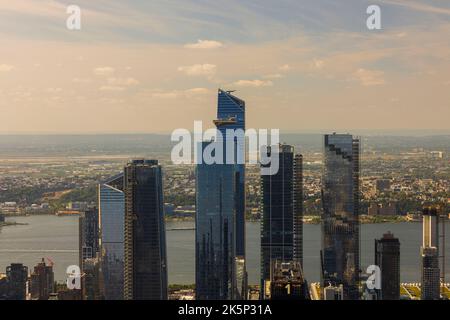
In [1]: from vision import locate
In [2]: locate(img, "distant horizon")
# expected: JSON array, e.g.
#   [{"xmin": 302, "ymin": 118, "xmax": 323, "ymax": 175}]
[{"xmin": 1, "ymin": 129, "xmax": 450, "ymax": 137}]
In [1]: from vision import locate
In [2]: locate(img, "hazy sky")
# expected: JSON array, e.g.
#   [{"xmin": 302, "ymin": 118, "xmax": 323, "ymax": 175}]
[{"xmin": 0, "ymin": 0, "xmax": 449, "ymax": 133}]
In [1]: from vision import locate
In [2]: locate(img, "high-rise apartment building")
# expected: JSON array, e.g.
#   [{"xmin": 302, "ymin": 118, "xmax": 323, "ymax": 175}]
[
  {"xmin": 421, "ymin": 207, "xmax": 440, "ymax": 300},
  {"xmin": 375, "ymin": 232, "xmax": 400, "ymax": 300},
  {"xmin": 321, "ymin": 133, "xmax": 360, "ymax": 300},
  {"xmin": 124, "ymin": 160, "xmax": 168, "ymax": 300},
  {"xmin": 99, "ymin": 173, "xmax": 125, "ymax": 300},
  {"xmin": 260, "ymin": 144, "xmax": 303, "ymax": 299},
  {"xmin": 29, "ymin": 258, "xmax": 54, "ymax": 300}
]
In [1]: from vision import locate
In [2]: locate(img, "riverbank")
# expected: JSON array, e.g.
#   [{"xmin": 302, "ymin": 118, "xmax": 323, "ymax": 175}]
[
  {"xmin": 166, "ymin": 215, "xmax": 418, "ymax": 224},
  {"xmin": 0, "ymin": 221, "xmax": 28, "ymax": 227}
]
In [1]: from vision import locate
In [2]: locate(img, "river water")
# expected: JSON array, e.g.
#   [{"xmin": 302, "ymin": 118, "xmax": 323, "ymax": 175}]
[{"xmin": 1, "ymin": 215, "xmax": 449, "ymax": 284}]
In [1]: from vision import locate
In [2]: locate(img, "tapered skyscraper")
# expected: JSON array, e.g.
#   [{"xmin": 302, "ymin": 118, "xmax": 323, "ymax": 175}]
[
  {"xmin": 195, "ymin": 89, "xmax": 247, "ymax": 300},
  {"xmin": 99, "ymin": 173, "xmax": 125, "ymax": 300},
  {"xmin": 217, "ymin": 89, "xmax": 246, "ymax": 258},
  {"xmin": 124, "ymin": 160, "xmax": 168, "ymax": 300},
  {"xmin": 260, "ymin": 144, "xmax": 304, "ymax": 299},
  {"xmin": 321, "ymin": 133, "xmax": 360, "ymax": 300}
]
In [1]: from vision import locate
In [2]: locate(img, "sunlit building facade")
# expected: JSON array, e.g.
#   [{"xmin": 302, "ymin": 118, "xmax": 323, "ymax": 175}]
[
  {"xmin": 321, "ymin": 133, "xmax": 360, "ymax": 300},
  {"xmin": 99, "ymin": 174, "xmax": 125, "ymax": 300}
]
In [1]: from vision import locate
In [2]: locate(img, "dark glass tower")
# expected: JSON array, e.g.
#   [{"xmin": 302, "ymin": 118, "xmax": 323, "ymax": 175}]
[
  {"xmin": 321, "ymin": 133, "xmax": 360, "ymax": 300},
  {"xmin": 260, "ymin": 144, "xmax": 303, "ymax": 299},
  {"xmin": 79, "ymin": 207, "xmax": 99, "ymax": 269},
  {"xmin": 195, "ymin": 90, "xmax": 247, "ymax": 300},
  {"xmin": 6, "ymin": 263, "xmax": 28, "ymax": 300},
  {"xmin": 124, "ymin": 160, "xmax": 168, "ymax": 300},
  {"xmin": 99, "ymin": 173, "xmax": 125, "ymax": 300},
  {"xmin": 375, "ymin": 232, "xmax": 400, "ymax": 300},
  {"xmin": 196, "ymin": 143, "xmax": 237, "ymax": 300},
  {"xmin": 217, "ymin": 89, "xmax": 246, "ymax": 258}
]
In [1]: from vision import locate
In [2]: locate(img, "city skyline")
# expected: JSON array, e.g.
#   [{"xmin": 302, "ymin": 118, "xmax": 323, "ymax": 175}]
[
  {"xmin": 0, "ymin": 0, "xmax": 449, "ymax": 304},
  {"xmin": 1, "ymin": 1, "xmax": 450, "ymax": 133}
]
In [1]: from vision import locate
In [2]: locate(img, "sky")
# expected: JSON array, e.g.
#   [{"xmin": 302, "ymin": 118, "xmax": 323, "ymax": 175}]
[{"xmin": 0, "ymin": 0, "xmax": 449, "ymax": 134}]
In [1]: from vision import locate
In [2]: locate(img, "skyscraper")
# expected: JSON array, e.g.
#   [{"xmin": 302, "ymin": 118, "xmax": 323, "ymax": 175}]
[
  {"xmin": 375, "ymin": 232, "xmax": 400, "ymax": 300},
  {"xmin": 217, "ymin": 89, "xmax": 246, "ymax": 258},
  {"xmin": 260, "ymin": 144, "xmax": 303, "ymax": 299},
  {"xmin": 79, "ymin": 207, "xmax": 99, "ymax": 269},
  {"xmin": 421, "ymin": 207, "xmax": 440, "ymax": 300},
  {"xmin": 124, "ymin": 160, "xmax": 168, "ymax": 300},
  {"xmin": 196, "ymin": 141, "xmax": 238, "ymax": 300},
  {"xmin": 195, "ymin": 89, "xmax": 247, "ymax": 300},
  {"xmin": 6, "ymin": 263, "xmax": 28, "ymax": 300},
  {"xmin": 99, "ymin": 173, "xmax": 125, "ymax": 300},
  {"xmin": 29, "ymin": 258, "xmax": 54, "ymax": 300},
  {"xmin": 321, "ymin": 133, "xmax": 360, "ymax": 300}
]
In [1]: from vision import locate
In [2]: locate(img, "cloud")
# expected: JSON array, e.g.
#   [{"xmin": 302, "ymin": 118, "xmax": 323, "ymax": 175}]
[
  {"xmin": 382, "ymin": 0, "xmax": 450, "ymax": 16},
  {"xmin": 184, "ymin": 87, "xmax": 210, "ymax": 95},
  {"xmin": 184, "ymin": 40, "xmax": 224, "ymax": 49},
  {"xmin": 352, "ymin": 68, "xmax": 385, "ymax": 86},
  {"xmin": 72, "ymin": 78, "xmax": 92, "ymax": 84},
  {"xmin": 93, "ymin": 67, "xmax": 115, "ymax": 76},
  {"xmin": 150, "ymin": 88, "xmax": 210, "ymax": 99},
  {"xmin": 311, "ymin": 59, "xmax": 325, "ymax": 69},
  {"xmin": 99, "ymin": 85, "xmax": 125, "ymax": 92},
  {"xmin": 233, "ymin": 79, "xmax": 274, "ymax": 87},
  {"xmin": 177, "ymin": 64, "xmax": 217, "ymax": 76},
  {"xmin": 0, "ymin": 64, "xmax": 14, "ymax": 72},
  {"xmin": 279, "ymin": 64, "xmax": 291, "ymax": 71},
  {"xmin": 107, "ymin": 77, "xmax": 140, "ymax": 86},
  {"xmin": 263, "ymin": 73, "xmax": 284, "ymax": 79}
]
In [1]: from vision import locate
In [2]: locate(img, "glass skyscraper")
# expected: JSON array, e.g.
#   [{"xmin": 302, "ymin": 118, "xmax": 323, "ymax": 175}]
[
  {"xmin": 321, "ymin": 133, "xmax": 360, "ymax": 300},
  {"xmin": 260, "ymin": 144, "xmax": 303, "ymax": 299},
  {"xmin": 217, "ymin": 89, "xmax": 246, "ymax": 258},
  {"xmin": 195, "ymin": 89, "xmax": 247, "ymax": 300},
  {"xmin": 99, "ymin": 173, "xmax": 125, "ymax": 300},
  {"xmin": 124, "ymin": 160, "xmax": 168, "ymax": 300}
]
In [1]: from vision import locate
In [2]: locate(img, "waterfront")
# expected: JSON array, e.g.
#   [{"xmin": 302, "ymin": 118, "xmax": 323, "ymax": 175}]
[{"xmin": 0, "ymin": 215, "xmax": 449, "ymax": 284}]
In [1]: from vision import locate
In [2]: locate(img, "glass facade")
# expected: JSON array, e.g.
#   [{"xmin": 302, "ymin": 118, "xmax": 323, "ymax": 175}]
[
  {"xmin": 321, "ymin": 133, "xmax": 360, "ymax": 300},
  {"xmin": 99, "ymin": 174, "xmax": 125, "ymax": 300},
  {"xmin": 124, "ymin": 160, "xmax": 168, "ymax": 300},
  {"xmin": 196, "ymin": 144, "xmax": 236, "ymax": 299},
  {"xmin": 260, "ymin": 144, "xmax": 303, "ymax": 299},
  {"xmin": 217, "ymin": 89, "xmax": 246, "ymax": 258},
  {"xmin": 195, "ymin": 90, "xmax": 247, "ymax": 300}
]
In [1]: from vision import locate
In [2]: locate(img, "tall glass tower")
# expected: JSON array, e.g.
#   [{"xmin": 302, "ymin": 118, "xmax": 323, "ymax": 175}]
[
  {"xmin": 195, "ymin": 89, "xmax": 247, "ymax": 300},
  {"xmin": 217, "ymin": 89, "xmax": 246, "ymax": 258},
  {"xmin": 321, "ymin": 133, "xmax": 360, "ymax": 300},
  {"xmin": 124, "ymin": 160, "xmax": 168, "ymax": 300},
  {"xmin": 98, "ymin": 173, "xmax": 125, "ymax": 300},
  {"xmin": 260, "ymin": 144, "xmax": 303, "ymax": 299}
]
